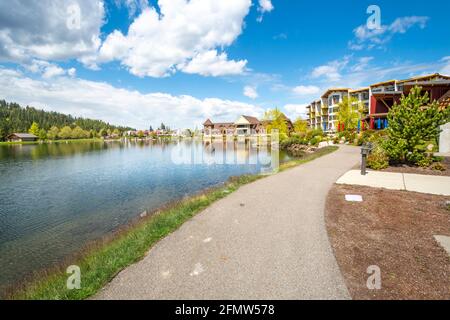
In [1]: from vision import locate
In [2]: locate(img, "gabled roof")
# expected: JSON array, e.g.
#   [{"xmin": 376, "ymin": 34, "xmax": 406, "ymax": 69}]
[
  {"xmin": 370, "ymin": 79, "xmax": 397, "ymax": 87},
  {"xmin": 397, "ymin": 73, "xmax": 450, "ymax": 84},
  {"xmin": 241, "ymin": 115, "xmax": 260, "ymax": 124},
  {"xmin": 321, "ymin": 88, "xmax": 350, "ymax": 98},
  {"xmin": 203, "ymin": 119, "xmax": 213, "ymax": 126},
  {"xmin": 8, "ymin": 133, "xmax": 38, "ymax": 138},
  {"xmin": 349, "ymin": 87, "xmax": 369, "ymax": 93}
]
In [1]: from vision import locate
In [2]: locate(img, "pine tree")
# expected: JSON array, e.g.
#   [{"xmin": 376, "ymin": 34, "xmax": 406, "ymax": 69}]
[{"xmin": 383, "ymin": 86, "xmax": 450, "ymax": 166}]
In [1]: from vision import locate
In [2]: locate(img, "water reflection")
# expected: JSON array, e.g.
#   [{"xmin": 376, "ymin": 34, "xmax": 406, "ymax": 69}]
[{"xmin": 0, "ymin": 140, "xmax": 290, "ymax": 293}]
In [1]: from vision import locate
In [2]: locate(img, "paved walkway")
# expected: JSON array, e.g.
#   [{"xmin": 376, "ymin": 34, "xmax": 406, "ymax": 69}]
[
  {"xmin": 95, "ymin": 145, "xmax": 360, "ymax": 300},
  {"xmin": 337, "ymin": 170, "xmax": 450, "ymax": 196}
]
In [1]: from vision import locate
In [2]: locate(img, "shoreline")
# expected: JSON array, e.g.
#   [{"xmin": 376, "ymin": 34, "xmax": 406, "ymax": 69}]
[{"xmin": 7, "ymin": 146, "xmax": 338, "ymax": 300}]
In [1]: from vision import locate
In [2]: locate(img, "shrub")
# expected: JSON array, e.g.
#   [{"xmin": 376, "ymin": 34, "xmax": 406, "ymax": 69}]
[
  {"xmin": 367, "ymin": 144, "xmax": 389, "ymax": 170},
  {"xmin": 383, "ymin": 86, "xmax": 450, "ymax": 166},
  {"xmin": 309, "ymin": 136, "xmax": 322, "ymax": 146},
  {"xmin": 280, "ymin": 136, "xmax": 307, "ymax": 150},
  {"xmin": 430, "ymin": 162, "xmax": 446, "ymax": 172}
]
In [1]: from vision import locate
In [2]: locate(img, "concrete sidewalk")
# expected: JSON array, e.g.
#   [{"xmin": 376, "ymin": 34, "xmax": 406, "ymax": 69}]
[
  {"xmin": 95, "ymin": 145, "xmax": 360, "ymax": 300},
  {"xmin": 336, "ymin": 170, "xmax": 450, "ymax": 196}
]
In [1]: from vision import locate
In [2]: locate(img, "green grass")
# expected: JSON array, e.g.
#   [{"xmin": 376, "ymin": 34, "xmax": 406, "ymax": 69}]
[
  {"xmin": 10, "ymin": 146, "xmax": 338, "ymax": 300},
  {"xmin": 279, "ymin": 146, "xmax": 338, "ymax": 171}
]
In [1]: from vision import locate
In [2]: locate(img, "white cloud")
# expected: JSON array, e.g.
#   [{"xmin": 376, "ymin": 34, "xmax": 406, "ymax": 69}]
[
  {"xmin": 283, "ymin": 104, "xmax": 309, "ymax": 120},
  {"xmin": 0, "ymin": 1, "xmax": 104, "ymax": 63},
  {"xmin": 68, "ymin": 68, "xmax": 77, "ymax": 77},
  {"xmin": 311, "ymin": 56, "xmax": 350, "ymax": 81},
  {"xmin": 25, "ymin": 60, "xmax": 74, "ymax": 79},
  {"xmin": 308, "ymin": 55, "xmax": 450, "ymax": 90},
  {"xmin": 0, "ymin": 67, "xmax": 263, "ymax": 129},
  {"xmin": 292, "ymin": 85, "xmax": 320, "ymax": 96},
  {"xmin": 350, "ymin": 57, "xmax": 374, "ymax": 72},
  {"xmin": 349, "ymin": 16, "xmax": 429, "ymax": 50},
  {"xmin": 258, "ymin": 0, "xmax": 274, "ymax": 12},
  {"xmin": 243, "ymin": 86, "xmax": 258, "ymax": 99},
  {"xmin": 257, "ymin": 0, "xmax": 274, "ymax": 22},
  {"xmin": 179, "ymin": 50, "xmax": 247, "ymax": 77},
  {"xmin": 114, "ymin": 0, "xmax": 149, "ymax": 17},
  {"xmin": 97, "ymin": 0, "xmax": 251, "ymax": 77}
]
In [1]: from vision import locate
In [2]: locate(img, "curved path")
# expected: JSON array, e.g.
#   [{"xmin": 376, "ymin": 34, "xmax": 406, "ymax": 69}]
[{"xmin": 95, "ymin": 145, "xmax": 360, "ymax": 299}]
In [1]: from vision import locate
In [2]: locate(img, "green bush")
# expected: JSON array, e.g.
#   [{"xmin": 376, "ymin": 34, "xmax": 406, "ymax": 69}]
[
  {"xmin": 367, "ymin": 144, "xmax": 389, "ymax": 170},
  {"xmin": 280, "ymin": 136, "xmax": 307, "ymax": 150},
  {"xmin": 309, "ymin": 136, "xmax": 322, "ymax": 146},
  {"xmin": 383, "ymin": 86, "xmax": 450, "ymax": 166}
]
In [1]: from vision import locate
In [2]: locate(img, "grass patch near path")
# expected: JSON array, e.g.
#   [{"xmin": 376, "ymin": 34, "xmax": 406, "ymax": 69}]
[
  {"xmin": 279, "ymin": 146, "xmax": 338, "ymax": 171},
  {"xmin": 10, "ymin": 146, "xmax": 338, "ymax": 300}
]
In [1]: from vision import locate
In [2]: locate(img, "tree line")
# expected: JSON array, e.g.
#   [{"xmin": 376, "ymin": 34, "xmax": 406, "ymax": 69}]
[{"xmin": 0, "ymin": 100, "xmax": 135, "ymax": 141}]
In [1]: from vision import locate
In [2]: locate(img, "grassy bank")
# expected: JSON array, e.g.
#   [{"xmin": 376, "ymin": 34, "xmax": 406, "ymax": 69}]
[{"xmin": 11, "ymin": 146, "xmax": 338, "ymax": 300}]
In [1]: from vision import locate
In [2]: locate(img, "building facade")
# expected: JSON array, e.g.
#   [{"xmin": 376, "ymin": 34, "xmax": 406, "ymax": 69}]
[
  {"xmin": 307, "ymin": 73, "xmax": 450, "ymax": 133},
  {"xmin": 203, "ymin": 114, "xmax": 293, "ymax": 138},
  {"xmin": 7, "ymin": 133, "xmax": 38, "ymax": 142}
]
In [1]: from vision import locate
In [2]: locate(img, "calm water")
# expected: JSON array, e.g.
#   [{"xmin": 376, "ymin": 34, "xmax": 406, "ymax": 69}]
[{"xmin": 0, "ymin": 139, "xmax": 288, "ymax": 292}]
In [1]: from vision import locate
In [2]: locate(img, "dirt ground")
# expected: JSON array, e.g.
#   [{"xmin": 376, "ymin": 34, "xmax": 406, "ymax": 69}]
[
  {"xmin": 326, "ymin": 184, "xmax": 450, "ymax": 300},
  {"xmin": 381, "ymin": 157, "xmax": 450, "ymax": 176}
]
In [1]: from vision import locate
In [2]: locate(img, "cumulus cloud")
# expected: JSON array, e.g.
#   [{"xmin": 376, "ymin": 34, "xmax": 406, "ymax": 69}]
[
  {"xmin": 96, "ymin": 0, "xmax": 251, "ymax": 77},
  {"xmin": 179, "ymin": 50, "xmax": 247, "ymax": 77},
  {"xmin": 283, "ymin": 104, "xmax": 309, "ymax": 120},
  {"xmin": 349, "ymin": 16, "xmax": 429, "ymax": 50},
  {"xmin": 0, "ymin": 1, "xmax": 104, "ymax": 63},
  {"xmin": 25, "ymin": 60, "xmax": 76, "ymax": 79},
  {"xmin": 292, "ymin": 85, "xmax": 320, "ymax": 96},
  {"xmin": 243, "ymin": 86, "xmax": 258, "ymax": 99},
  {"xmin": 0, "ymin": 67, "xmax": 263, "ymax": 129}
]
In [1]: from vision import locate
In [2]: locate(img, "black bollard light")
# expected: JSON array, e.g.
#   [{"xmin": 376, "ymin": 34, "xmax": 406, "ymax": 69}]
[{"xmin": 361, "ymin": 142, "xmax": 373, "ymax": 175}]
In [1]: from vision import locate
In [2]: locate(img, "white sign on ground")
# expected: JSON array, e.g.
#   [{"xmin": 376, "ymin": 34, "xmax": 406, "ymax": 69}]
[{"xmin": 345, "ymin": 194, "xmax": 363, "ymax": 202}]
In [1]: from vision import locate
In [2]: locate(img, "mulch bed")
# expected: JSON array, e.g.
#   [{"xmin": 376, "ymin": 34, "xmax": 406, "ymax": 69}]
[
  {"xmin": 381, "ymin": 157, "xmax": 450, "ymax": 177},
  {"xmin": 326, "ymin": 184, "xmax": 450, "ymax": 300}
]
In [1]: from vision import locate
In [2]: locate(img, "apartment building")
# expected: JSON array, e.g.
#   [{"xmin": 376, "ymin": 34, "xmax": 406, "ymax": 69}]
[
  {"xmin": 308, "ymin": 88, "xmax": 350, "ymax": 133},
  {"xmin": 306, "ymin": 73, "xmax": 450, "ymax": 133}
]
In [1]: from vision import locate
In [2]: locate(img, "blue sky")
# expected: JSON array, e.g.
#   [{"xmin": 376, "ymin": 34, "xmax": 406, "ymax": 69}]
[{"xmin": 0, "ymin": 0, "xmax": 449, "ymax": 129}]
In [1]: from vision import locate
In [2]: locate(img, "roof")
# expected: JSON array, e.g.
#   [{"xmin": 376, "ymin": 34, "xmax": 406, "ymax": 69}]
[
  {"xmin": 321, "ymin": 88, "xmax": 350, "ymax": 98},
  {"xmin": 397, "ymin": 73, "xmax": 450, "ymax": 84},
  {"xmin": 402, "ymin": 80, "xmax": 450, "ymax": 86},
  {"xmin": 349, "ymin": 87, "xmax": 369, "ymax": 93},
  {"xmin": 203, "ymin": 119, "xmax": 213, "ymax": 126},
  {"xmin": 8, "ymin": 133, "xmax": 38, "ymax": 138},
  {"xmin": 241, "ymin": 115, "xmax": 260, "ymax": 124},
  {"xmin": 370, "ymin": 79, "xmax": 397, "ymax": 87}
]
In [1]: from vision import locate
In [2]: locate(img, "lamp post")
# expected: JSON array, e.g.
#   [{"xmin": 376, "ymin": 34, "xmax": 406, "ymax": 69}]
[{"xmin": 361, "ymin": 142, "xmax": 373, "ymax": 175}]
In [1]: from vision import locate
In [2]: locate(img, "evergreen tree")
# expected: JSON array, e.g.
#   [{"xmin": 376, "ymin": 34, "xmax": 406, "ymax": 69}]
[{"xmin": 383, "ymin": 86, "xmax": 450, "ymax": 166}]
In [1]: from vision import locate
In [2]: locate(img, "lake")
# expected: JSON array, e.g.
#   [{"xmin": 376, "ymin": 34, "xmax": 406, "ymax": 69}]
[{"xmin": 0, "ymin": 139, "xmax": 288, "ymax": 293}]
